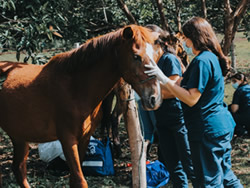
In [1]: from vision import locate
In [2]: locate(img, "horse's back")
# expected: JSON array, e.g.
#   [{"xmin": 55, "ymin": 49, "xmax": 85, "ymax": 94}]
[{"xmin": 0, "ymin": 61, "xmax": 45, "ymax": 87}]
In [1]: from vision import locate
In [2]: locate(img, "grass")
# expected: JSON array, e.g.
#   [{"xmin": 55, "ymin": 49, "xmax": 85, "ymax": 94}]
[{"xmin": 217, "ymin": 32, "xmax": 250, "ymax": 73}]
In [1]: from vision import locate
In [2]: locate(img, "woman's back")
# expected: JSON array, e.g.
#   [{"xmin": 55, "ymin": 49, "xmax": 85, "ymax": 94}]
[{"xmin": 181, "ymin": 51, "xmax": 235, "ymax": 137}]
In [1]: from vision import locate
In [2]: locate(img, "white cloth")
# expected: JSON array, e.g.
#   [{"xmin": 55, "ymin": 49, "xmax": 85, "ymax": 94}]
[{"xmin": 38, "ymin": 136, "xmax": 95, "ymax": 162}]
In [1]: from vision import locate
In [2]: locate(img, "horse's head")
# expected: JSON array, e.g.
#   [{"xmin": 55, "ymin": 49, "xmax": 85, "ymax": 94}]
[{"xmin": 118, "ymin": 25, "xmax": 163, "ymax": 110}]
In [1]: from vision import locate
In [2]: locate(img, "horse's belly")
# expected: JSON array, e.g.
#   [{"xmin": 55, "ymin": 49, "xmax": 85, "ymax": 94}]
[
  {"xmin": 0, "ymin": 91, "xmax": 57, "ymax": 142},
  {"xmin": 0, "ymin": 112, "xmax": 58, "ymax": 142}
]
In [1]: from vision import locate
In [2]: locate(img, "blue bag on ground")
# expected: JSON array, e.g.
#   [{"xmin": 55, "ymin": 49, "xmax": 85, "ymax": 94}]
[
  {"xmin": 146, "ymin": 160, "xmax": 170, "ymax": 188},
  {"xmin": 82, "ymin": 137, "xmax": 115, "ymax": 176}
]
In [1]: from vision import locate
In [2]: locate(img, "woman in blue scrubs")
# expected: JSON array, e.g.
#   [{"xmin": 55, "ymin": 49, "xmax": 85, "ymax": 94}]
[
  {"xmin": 146, "ymin": 24, "xmax": 197, "ymax": 188},
  {"xmin": 229, "ymin": 72, "xmax": 250, "ymax": 136},
  {"xmin": 145, "ymin": 17, "xmax": 243, "ymax": 187}
]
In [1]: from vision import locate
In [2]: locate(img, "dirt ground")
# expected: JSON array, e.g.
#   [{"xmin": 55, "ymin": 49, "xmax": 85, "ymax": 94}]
[{"xmin": 0, "ymin": 121, "xmax": 249, "ymax": 188}]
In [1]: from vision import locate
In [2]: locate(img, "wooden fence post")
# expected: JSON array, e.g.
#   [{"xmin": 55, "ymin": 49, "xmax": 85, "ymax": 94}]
[{"xmin": 122, "ymin": 85, "xmax": 147, "ymax": 188}]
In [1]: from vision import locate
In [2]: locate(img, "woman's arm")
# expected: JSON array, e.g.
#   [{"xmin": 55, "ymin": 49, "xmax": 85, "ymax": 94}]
[
  {"xmin": 145, "ymin": 63, "xmax": 201, "ymax": 107},
  {"xmin": 230, "ymin": 104, "xmax": 239, "ymax": 113},
  {"xmin": 161, "ymin": 75, "xmax": 180, "ymax": 99},
  {"xmin": 161, "ymin": 79, "xmax": 201, "ymax": 107}
]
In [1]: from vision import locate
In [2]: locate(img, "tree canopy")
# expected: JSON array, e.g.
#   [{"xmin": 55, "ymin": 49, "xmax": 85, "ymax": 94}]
[{"xmin": 0, "ymin": 0, "xmax": 249, "ymax": 64}]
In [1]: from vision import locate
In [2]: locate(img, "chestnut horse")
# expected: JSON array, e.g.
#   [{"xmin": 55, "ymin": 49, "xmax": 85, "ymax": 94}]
[
  {"xmin": 0, "ymin": 25, "xmax": 163, "ymax": 188},
  {"xmin": 100, "ymin": 32, "xmax": 190, "ymax": 158}
]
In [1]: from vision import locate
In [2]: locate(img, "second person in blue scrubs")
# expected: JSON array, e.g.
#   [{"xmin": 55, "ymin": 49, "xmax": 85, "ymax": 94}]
[{"xmin": 146, "ymin": 24, "xmax": 197, "ymax": 188}]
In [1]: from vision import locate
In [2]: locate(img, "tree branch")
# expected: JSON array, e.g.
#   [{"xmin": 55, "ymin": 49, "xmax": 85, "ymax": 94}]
[
  {"xmin": 224, "ymin": 0, "xmax": 232, "ymax": 16},
  {"xmin": 154, "ymin": 0, "xmax": 170, "ymax": 31},
  {"xmin": 222, "ymin": 0, "xmax": 250, "ymax": 55},
  {"xmin": 116, "ymin": 0, "xmax": 137, "ymax": 24},
  {"xmin": 233, "ymin": 0, "xmax": 250, "ymax": 17}
]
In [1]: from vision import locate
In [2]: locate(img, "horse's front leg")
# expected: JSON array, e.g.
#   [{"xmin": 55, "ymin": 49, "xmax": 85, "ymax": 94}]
[
  {"xmin": 11, "ymin": 139, "xmax": 30, "ymax": 188},
  {"xmin": 60, "ymin": 138, "xmax": 88, "ymax": 188},
  {"xmin": 78, "ymin": 136, "xmax": 91, "ymax": 164}
]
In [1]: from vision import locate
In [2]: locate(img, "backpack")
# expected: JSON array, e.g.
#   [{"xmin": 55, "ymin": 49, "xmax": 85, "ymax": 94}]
[
  {"xmin": 82, "ymin": 137, "xmax": 115, "ymax": 176},
  {"xmin": 146, "ymin": 160, "xmax": 170, "ymax": 188}
]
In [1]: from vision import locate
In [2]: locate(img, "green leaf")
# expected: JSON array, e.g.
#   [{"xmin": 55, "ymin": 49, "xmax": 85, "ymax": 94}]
[
  {"xmin": 57, "ymin": 13, "xmax": 65, "ymax": 22},
  {"xmin": 24, "ymin": 56, "xmax": 30, "ymax": 62},
  {"xmin": 16, "ymin": 51, "xmax": 20, "ymax": 61},
  {"xmin": 10, "ymin": 0, "xmax": 16, "ymax": 11}
]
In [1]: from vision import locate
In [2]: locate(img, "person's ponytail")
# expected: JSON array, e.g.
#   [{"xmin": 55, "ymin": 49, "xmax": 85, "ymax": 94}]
[
  {"xmin": 218, "ymin": 55, "xmax": 230, "ymax": 77},
  {"xmin": 209, "ymin": 45, "xmax": 230, "ymax": 77}
]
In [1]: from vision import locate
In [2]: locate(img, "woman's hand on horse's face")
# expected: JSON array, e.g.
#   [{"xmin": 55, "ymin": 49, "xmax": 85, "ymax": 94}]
[{"xmin": 144, "ymin": 63, "xmax": 170, "ymax": 84}]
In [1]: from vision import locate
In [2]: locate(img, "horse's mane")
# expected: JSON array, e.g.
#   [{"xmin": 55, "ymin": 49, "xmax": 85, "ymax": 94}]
[{"xmin": 48, "ymin": 25, "xmax": 154, "ymax": 73}]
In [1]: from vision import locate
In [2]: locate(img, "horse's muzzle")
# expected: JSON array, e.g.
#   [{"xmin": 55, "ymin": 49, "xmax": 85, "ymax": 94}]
[
  {"xmin": 149, "ymin": 95, "xmax": 156, "ymax": 109},
  {"xmin": 142, "ymin": 94, "xmax": 162, "ymax": 111}
]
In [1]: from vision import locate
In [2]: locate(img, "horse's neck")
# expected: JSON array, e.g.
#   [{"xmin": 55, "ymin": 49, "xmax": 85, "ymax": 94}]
[
  {"xmin": 72, "ymin": 56, "xmax": 121, "ymax": 113},
  {"xmin": 47, "ymin": 38, "xmax": 122, "ymax": 113}
]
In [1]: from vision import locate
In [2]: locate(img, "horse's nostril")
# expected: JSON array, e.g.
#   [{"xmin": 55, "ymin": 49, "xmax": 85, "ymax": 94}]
[{"xmin": 149, "ymin": 96, "xmax": 156, "ymax": 108}]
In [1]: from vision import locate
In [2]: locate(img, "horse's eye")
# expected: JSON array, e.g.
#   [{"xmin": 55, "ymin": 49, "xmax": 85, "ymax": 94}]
[
  {"xmin": 154, "ymin": 39, "xmax": 161, "ymax": 45},
  {"xmin": 133, "ymin": 54, "xmax": 141, "ymax": 62}
]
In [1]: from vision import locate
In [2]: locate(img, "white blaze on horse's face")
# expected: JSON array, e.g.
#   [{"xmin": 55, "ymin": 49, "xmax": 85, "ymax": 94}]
[
  {"xmin": 146, "ymin": 43, "xmax": 155, "ymax": 64},
  {"xmin": 138, "ymin": 42, "xmax": 162, "ymax": 110}
]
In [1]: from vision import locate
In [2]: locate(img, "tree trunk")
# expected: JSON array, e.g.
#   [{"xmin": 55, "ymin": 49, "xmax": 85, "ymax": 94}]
[
  {"xmin": 116, "ymin": 0, "xmax": 137, "ymax": 24},
  {"xmin": 230, "ymin": 40, "xmax": 236, "ymax": 69},
  {"xmin": 222, "ymin": 0, "xmax": 250, "ymax": 56},
  {"xmin": 154, "ymin": 0, "xmax": 170, "ymax": 32},
  {"xmin": 115, "ymin": 1, "xmax": 147, "ymax": 186},
  {"xmin": 123, "ymin": 86, "xmax": 147, "ymax": 188},
  {"xmin": 174, "ymin": 0, "xmax": 182, "ymax": 32},
  {"xmin": 201, "ymin": 0, "xmax": 207, "ymax": 19}
]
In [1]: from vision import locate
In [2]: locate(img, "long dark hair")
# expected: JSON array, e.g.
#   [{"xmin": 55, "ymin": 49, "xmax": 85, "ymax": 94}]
[
  {"xmin": 182, "ymin": 17, "xmax": 230, "ymax": 76},
  {"xmin": 145, "ymin": 24, "xmax": 176, "ymax": 55}
]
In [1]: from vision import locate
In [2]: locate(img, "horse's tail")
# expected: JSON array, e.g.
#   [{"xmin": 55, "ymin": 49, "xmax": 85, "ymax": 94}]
[
  {"xmin": 0, "ymin": 73, "xmax": 7, "ymax": 90},
  {"xmin": 100, "ymin": 90, "xmax": 115, "ymax": 140}
]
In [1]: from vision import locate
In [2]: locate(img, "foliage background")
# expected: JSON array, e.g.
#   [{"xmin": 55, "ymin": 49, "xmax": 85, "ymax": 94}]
[{"xmin": 0, "ymin": 0, "xmax": 249, "ymax": 65}]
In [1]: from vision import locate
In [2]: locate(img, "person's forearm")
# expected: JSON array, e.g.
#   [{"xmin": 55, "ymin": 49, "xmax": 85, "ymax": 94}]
[
  {"xmin": 161, "ymin": 75, "xmax": 180, "ymax": 99},
  {"xmin": 161, "ymin": 80, "xmax": 200, "ymax": 107},
  {"xmin": 161, "ymin": 85, "xmax": 175, "ymax": 99}
]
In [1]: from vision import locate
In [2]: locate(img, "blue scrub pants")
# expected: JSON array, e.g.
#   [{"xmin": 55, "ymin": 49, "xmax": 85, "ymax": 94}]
[
  {"xmin": 137, "ymin": 99, "xmax": 156, "ymax": 143},
  {"xmin": 189, "ymin": 132, "xmax": 243, "ymax": 188},
  {"xmin": 157, "ymin": 124, "xmax": 197, "ymax": 188}
]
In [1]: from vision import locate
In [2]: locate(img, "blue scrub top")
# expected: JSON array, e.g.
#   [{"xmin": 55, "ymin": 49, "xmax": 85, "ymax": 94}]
[
  {"xmin": 181, "ymin": 51, "xmax": 235, "ymax": 140},
  {"xmin": 154, "ymin": 53, "xmax": 185, "ymax": 128},
  {"xmin": 232, "ymin": 84, "xmax": 250, "ymax": 114}
]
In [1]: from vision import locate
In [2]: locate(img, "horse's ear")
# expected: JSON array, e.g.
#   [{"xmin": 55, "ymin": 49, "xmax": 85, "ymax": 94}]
[
  {"xmin": 122, "ymin": 26, "xmax": 134, "ymax": 40},
  {"xmin": 175, "ymin": 32, "xmax": 184, "ymax": 39}
]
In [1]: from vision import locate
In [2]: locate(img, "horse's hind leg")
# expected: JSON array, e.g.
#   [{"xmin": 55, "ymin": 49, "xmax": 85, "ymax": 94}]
[{"xmin": 11, "ymin": 140, "xmax": 30, "ymax": 188}]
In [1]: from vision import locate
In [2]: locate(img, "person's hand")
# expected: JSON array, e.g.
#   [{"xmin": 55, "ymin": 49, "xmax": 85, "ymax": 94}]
[{"xmin": 144, "ymin": 61, "xmax": 170, "ymax": 84}]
